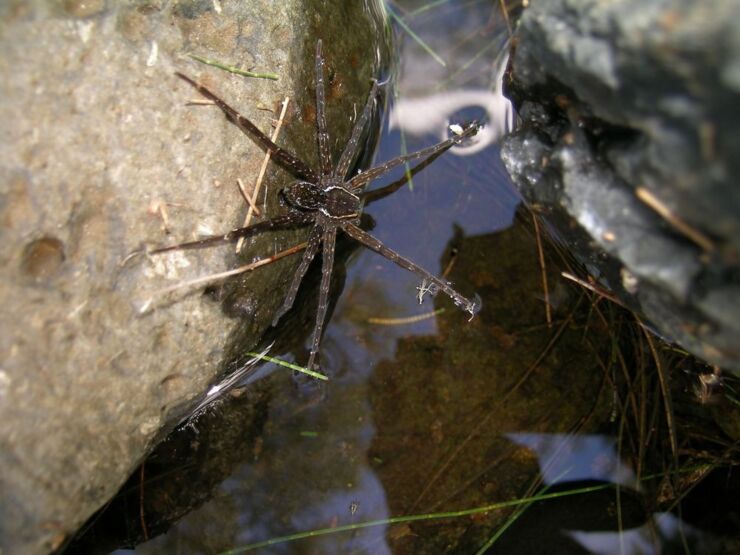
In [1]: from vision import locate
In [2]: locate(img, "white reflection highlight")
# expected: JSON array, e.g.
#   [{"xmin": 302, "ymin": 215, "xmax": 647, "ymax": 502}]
[
  {"xmin": 506, "ymin": 434, "xmax": 712, "ymax": 554},
  {"xmin": 506, "ymin": 433, "xmax": 637, "ymax": 488},
  {"xmin": 389, "ymin": 52, "xmax": 513, "ymax": 155},
  {"xmin": 567, "ymin": 512, "xmax": 705, "ymax": 555}
]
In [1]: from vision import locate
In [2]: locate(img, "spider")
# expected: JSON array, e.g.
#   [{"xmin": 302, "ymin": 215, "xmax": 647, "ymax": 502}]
[{"xmin": 152, "ymin": 40, "xmax": 482, "ymax": 371}]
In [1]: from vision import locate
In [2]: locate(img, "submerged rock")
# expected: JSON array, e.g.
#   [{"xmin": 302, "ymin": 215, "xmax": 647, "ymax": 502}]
[
  {"xmin": 368, "ymin": 218, "xmax": 619, "ymax": 552},
  {"xmin": 500, "ymin": 0, "xmax": 740, "ymax": 373}
]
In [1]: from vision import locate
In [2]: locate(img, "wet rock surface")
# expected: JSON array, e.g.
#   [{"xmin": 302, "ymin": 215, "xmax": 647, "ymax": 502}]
[
  {"xmin": 0, "ymin": 1, "xmax": 383, "ymax": 553},
  {"xmin": 63, "ymin": 225, "xmax": 373, "ymax": 552},
  {"xmin": 500, "ymin": 0, "xmax": 740, "ymax": 373},
  {"xmin": 64, "ymin": 375, "xmax": 274, "ymax": 554}
]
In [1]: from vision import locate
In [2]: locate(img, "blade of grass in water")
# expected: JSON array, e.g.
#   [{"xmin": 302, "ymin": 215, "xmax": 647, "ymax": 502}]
[
  {"xmin": 217, "ymin": 483, "xmax": 616, "ymax": 554},
  {"xmin": 433, "ymin": 40, "xmax": 498, "ymax": 92},
  {"xmin": 407, "ymin": 0, "xmax": 452, "ymax": 18},
  {"xmin": 475, "ymin": 480, "xmax": 559, "ymax": 554},
  {"xmin": 216, "ymin": 465, "xmax": 711, "ymax": 554},
  {"xmin": 398, "ymin": 124, "xmax": 415, "ymax": 191},
  {"xmin": 245, "ymin": 352, "xmax": 328, "ymax": 381},
  {"xmin": 188, "ymin": 54, "xmax": 279, "ymax": 80},
  {"xmin": 387, "ymin": 5, "xmax": 446, "ymax": 67}
]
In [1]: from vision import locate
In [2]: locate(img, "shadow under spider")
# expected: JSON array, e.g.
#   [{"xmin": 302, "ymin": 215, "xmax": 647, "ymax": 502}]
[{"xmin": 152, "ymin": 39, "xmax": 482, "ymax": 371}]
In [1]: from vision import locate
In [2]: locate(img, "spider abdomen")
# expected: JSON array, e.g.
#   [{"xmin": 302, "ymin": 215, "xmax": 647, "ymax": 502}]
[{"xmin": 282, "ymin": 181, "xmax": 325, "ymax": 211}]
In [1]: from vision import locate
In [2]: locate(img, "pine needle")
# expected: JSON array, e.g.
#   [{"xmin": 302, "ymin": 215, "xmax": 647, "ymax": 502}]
[{"xmin": 188, "ymin": 53, "xmax": 278, "ymax": 80}]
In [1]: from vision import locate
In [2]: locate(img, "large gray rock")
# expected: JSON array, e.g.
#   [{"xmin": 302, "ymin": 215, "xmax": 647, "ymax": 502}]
[
  {"xmin": 0, "ymin": 1, "xmax": 385, "ymax": 552},
  {"xmin": 501, "ymin": 0, "xmax": 740, "ymax": 373}
]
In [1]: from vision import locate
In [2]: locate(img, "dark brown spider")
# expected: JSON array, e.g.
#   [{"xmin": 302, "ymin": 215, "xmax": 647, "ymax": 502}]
[{"xmin": 152, "ymin": 40, "xmax": 481, "ymax": 371}]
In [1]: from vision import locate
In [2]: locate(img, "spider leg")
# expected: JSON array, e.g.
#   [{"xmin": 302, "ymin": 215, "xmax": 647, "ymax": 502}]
[
  {"xmin": 175, "ymin": 72, "xmax": 318, "ymax": 183},
  {"xmin": 314, "ymin": 40, "xmax": 332, "ymax": 177},
  {"xmin": 272, "ymin": 224, "xmax": 322, "ymax": 326},
  {"xmin": 149, "ymin": 212, "xmax": 312, "ymax": 254},
  {"xmin": 348, "ymin": 122, "xmax": 480, "ymax": 191},
  {"xmin": 340, "ymin": 221, "xmax": 481, "ymax": 319},
  {"xmin": 334, "ymin": 79, "xmax": 378, "ymax": 180},
  {"xmin": 360, "ymin": 135, "xmax": 451, "ymax": 205},
  {"xmin": 306, "ymin": 226, "xmax": 337, "ymax": 371}
]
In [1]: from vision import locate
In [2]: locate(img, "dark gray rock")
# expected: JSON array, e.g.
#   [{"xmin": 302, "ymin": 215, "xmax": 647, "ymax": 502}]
[
  {"xmin": 0, "ymin": 1, "xmax": 385, "ymax": 553},
  {"xmin": 501, "ymin": 0, "xmax": 740, "ymax": 373}
]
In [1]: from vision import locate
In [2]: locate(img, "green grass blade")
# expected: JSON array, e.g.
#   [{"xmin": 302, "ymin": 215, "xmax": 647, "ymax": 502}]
[
  {"xmin": 187, "ymin": 54, "xmax": 278, "ymax": 81},
  {"xmin": 387, "ymin": 6, "xmax": 446, "ymax": 67},
  {"xmin": 217, "ymin": 483, "xmax": 612, "ymax": 554},
  {"xmin": 245, "ymin": 352, "xmax": 328, "ymax": 381},
  {"xmin": 216, "ymin": 465, "xmax": 712, "ymax": 554}
]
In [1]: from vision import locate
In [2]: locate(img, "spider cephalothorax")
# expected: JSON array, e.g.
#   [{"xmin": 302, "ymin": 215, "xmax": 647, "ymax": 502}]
[{"xmin": 152, "ymin": 40, "xmax": 481, "ymax": 371}]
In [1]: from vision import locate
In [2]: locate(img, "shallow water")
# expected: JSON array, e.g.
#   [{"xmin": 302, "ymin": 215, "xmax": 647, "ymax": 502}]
[{"xmin": 76, "ymin": 1, "xmax": 740, "ymax": 554}]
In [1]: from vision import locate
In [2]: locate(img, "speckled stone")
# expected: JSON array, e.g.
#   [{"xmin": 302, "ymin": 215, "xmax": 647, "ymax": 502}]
[{"xmin": 0, "ymin": 0, "xmax": 385, "ymax": 552}]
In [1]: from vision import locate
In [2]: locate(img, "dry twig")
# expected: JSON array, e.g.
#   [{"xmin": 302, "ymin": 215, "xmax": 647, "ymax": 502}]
[{"xmin": 236, "ymin": 96, "xmax": 290, "ymax": 252}]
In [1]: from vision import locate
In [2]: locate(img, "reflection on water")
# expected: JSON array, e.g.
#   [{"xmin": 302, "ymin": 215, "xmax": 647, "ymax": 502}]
[
  {"xmin": 566, "ymin": 513, "xmax": 701, "ymax": 555},
  {"xmin": 503, "ymin": 433, "xmax": 736, "ymax": 555},
  {"xmin": 506, "ymin": 434, "xmax": 638, "ymax": 488},
  {"xmin": 389, "ymin": 48, "xmax": 513, "ymax": 155},
  {"xmin": 363, "ymin": 216, "xmax": 616, "ymax": 552}
]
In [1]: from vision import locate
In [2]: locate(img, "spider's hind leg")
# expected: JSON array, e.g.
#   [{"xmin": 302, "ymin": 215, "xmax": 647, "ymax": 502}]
[
  {"xmin": 340, "ymin": 221, "xmax": 481, "ymax": 320},
  {"xmin": 149, "ymin": 212, "xmax": 312, "ymax": 254},
  {"xmin": 306, "ymin": 227, "xmax": 337, "ymax": 371},
  {"xmin": 272, "ymin": 225, "xmax": 322, "ymax": 326}
]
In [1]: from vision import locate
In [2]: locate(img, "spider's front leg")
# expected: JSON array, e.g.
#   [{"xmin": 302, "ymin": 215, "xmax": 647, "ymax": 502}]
[
  {"xmin": 348, "ymin": 121, "xmax": 480, "ymax": 191},
  {"xmin": 314, "ymin": 39, "xmax": 332, "ymax": 177},
  {"xmin": 334, "ymin": 79, "xmax": 379, "ymax": 180},
  {"xmin": 175, "ymin": 72, "xmax": 318, "ymax": 183}
]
